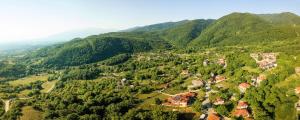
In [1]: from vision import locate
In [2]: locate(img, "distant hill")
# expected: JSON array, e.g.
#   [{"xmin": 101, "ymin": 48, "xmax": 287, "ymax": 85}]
[
  {"xmin": 257, "ymin": 12, "xmax": 300, "ymax": 25},
  {"xmin": 124, "ymin": 20, "xmax": 189, "ymax": 32}
]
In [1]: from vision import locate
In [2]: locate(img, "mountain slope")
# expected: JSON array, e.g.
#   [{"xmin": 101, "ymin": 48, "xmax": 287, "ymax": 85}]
[
  {"xmin": 160, "ymin": 19, "xmax": 214, "ymax": 47},
  {"xmin": 257, "ymin": 12, "xmax": 300, "ymax": 25},
  {"xmin": 124, "ymin": 20, "xmax": 189, "ymax": 32},
  {"xmin": 32, "ymin": 32, "xmax": 171, "ymax": 67},
  {"xmin": 190, "ymin": 12, "xmax": 300, "ymax": 47}
]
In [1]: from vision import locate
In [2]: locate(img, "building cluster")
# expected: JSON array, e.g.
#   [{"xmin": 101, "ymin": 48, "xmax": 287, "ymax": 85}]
[
  {"xmin": 164, "ymin": 92, "xmax": 197, "ymax": 107},
  {"xmin": 233, "ymin": 101, "xmax": 251, "ymax": 119},
  {"xmin": 250, "ymin": 53, "xmax": 277, "ymax": 69}
]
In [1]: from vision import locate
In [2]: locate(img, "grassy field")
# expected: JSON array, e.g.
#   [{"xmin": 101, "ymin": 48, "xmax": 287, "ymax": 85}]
[
  {"xmin": 41, "ymin": 80, "xmax": 57, "ymax": 93},
  {"xmin": 242, "ymin": 66, "xmax": 261, "ymax": 73},
  {"xmin": 17, "ymin": 90, "xmax": 31, "ymax": 98},
  {"xmin": 20, "ymin": 106, "xmax": 43, "ymax": 120},
  {"xmin": 9, "ymin": 75, "xmax": 48, "ymax": 86}
]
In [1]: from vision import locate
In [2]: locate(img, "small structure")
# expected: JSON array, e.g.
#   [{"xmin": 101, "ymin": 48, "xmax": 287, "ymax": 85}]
[
  {"xmin": 199, "ymin": 114, "xmax": 207, "ymax": 120},
  {"xmin": 207, "ymin": 113, "xmax": 221, "ymax": 120},
  {"xmin": 239, "ymin": 83, "xmax": 251, "ymax": 93},
  {"xmin": 237, "ymin": 101, "xmax": 249, "ymax": 109},
  {"xmin": 213, "ymin": 98, "xmax": 225, "ymax": 105},
  {"xmin": 165, "ymin": 92, "xmax": 197, "ymax": 107},
  {"xmin": 233, "ymin": 109, "xmax": 250, "ymax": 118},
  {"xmin": 215, "ymin": 75, "xmax": 226, "ymax": 83},
  {"xmin": 296, "ymin": 67, "xmax": 300, "ymax": 75},
  {"xmin": 188, "ymin": 80, "xmax": 204, "ymax": 90}
]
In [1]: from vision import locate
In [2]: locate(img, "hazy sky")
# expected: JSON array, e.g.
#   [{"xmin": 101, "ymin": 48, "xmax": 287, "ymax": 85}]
[{"xmin": 0, "ymin": 0, "xmax": 299, "ymax": 44}]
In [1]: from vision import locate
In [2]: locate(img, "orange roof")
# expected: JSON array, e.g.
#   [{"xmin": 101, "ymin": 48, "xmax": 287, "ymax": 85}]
[
  {"xmin": 237, "ymin": 101, "xmax": 248, "ymax": 108},
  {"xmin": 233, "ymin": 109, "xmax": 250, "ymax": 118},
  {"xmin": 207, "ymin": 113, "xmax": 220, "ymax": 120},
  {"xmin": 239, "ymin": 83, "xmax": 251, "ymax": 88}
]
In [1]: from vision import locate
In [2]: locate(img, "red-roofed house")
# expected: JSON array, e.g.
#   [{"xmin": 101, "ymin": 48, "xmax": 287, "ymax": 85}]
[
  {"xmin": 207, "ymin": 113, "xmax": 221, "ymax": 120},
  {"xmin": 165, "ymin": 92, "xmax": 197, "ymax": 107},
  {"xmin": 233, "ymin": 109, "xmax": 250, "ymax": 118},
  {"xmin": 239, "ymin": 83, "xmax": 251, "ymax": 93},
  {"xmin": 237, "ymin": 101, "xmax": 249, "ymax": 109}
]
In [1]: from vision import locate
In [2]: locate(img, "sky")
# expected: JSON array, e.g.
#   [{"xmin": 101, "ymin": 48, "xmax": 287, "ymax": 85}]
[{"xmin": 0, "ymin": 0, "xmax": 299, "ymax": 44}]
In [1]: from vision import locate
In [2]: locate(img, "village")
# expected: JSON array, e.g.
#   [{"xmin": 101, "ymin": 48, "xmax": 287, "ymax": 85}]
[{"xmin": 145, "ymin": 53, "xmax": 280, "ymax": 120}]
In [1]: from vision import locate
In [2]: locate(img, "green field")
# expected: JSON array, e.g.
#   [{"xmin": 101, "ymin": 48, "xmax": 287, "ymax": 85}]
[
  {"xmin": 9, "ymin": 75, "xmax": 48, "ymax": 86},
  {"xmin": 20, "ymin": 106, "xmax": 43, "ymax": 120}
]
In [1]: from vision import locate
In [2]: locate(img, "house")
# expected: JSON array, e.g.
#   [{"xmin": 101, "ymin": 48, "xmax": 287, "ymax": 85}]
[
  {"xmin": 233, "ymin": 109, "xmax": 250, "ymax": 118},
  {"xmin": 239, "ymin": 83, "xmax": 251, "ymax": 93},
  {"xmin": 165, "ymin": 92, "xmax": 197, "ymax": 107},
  {"xmin": 213, "ymin": 98, "xmax": 225, "ymax": 105},
  {"xmin": 296, "ymin": 67, "xmax": 300, "ymax": 75},
  {"xmin": 207, "ymin": 113, "xmax": 221, "ymax": 120},
  {"xmin": 295, "ymin": 87, "xmax": 300, "ymax": 94},
  {"xmin": 237, "ymin": 101, "xmax": 249, "ymax": 109},
  {"xmin": 188, "ymin": 80, "xmax": 204, "ymax": 90},
  {"xmin": 215, "ymin": 75, "xmax": 226, "ymax": 83}
]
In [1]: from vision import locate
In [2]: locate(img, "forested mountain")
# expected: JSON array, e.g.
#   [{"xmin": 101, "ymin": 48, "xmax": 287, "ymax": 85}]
[
  {"xmin": 257, "ymin": 12, "xmax": 300, "ymax": 25},
  {"xmin": 1, "ymin": 12, "xmax": 300, "ymax": 120},
  {"xmin": 190, "ymin": 12, "xmax": 300, "ymax": 47},
  {"xmin": 26, "ymin": 12, "xmax": 300, "ymax": 67},
  {"xmin": 124, "ymin": 20, "xmax": 190, "ymax": 32},
  {"xmin": 160, "ymin": 19, "xmax": 214, "ymax": 47}
]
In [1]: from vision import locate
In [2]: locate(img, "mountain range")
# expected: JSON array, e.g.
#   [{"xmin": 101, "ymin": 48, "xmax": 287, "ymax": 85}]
[{"xmin": 27, "ymin": 12, "xmax": 300, "ymax": 67}]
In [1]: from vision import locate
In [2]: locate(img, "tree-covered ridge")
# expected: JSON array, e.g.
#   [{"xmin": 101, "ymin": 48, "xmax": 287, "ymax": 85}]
[
  {"xmin": 124, "ymin": 20, "xmax": 190, "ymax": 32},
  {"xmin": 190, "ymin": 12, "xmax": 300, "ymax": 47},
  {"xmin": 257, "ymin": 12, "xmax": 300, "ymax": 25},
  {"xmin": 160, "ymin": 19, "xmax": 214, "ymax": 47}
]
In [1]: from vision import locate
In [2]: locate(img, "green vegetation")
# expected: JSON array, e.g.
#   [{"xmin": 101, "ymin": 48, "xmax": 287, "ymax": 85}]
[{"xmin": 0, "ymin": 12, "xmax": 300, "ymax": 120}]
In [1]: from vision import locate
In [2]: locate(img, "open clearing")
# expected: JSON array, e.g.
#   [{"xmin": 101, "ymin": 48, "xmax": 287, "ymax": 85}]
[
  {"xmin": 20, "ymin": 106, "xmax": 42, "ymax": 120},
  {"xmin": 9, "ymin": 75, "xmax": 48, "ymax": 86}
]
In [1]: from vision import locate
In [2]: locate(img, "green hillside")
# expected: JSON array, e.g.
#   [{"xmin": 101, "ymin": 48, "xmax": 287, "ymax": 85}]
[
  {"xmin": 258, "ymin": 12, "xmax": 300, "ymax": 25},
  {"xmin": 125, "ymin": 20, "xmax": 189, "ymax": 32},
  {"xmin": 190, "ymin": 12, "xmax": 300, "ymax": 47},
  {"xmin": 160, "ymin": 19, "xmax": 214, "ymax": 47}
]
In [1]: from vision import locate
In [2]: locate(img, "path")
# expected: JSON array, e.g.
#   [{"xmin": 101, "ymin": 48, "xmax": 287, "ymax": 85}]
[
  {"xmin": 46, "ymin": 83, "xmax": 56, "ymax": 93},
  {"xmin": 3, "ymin": 99, "xmax": 10, "ymax": 112}
]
